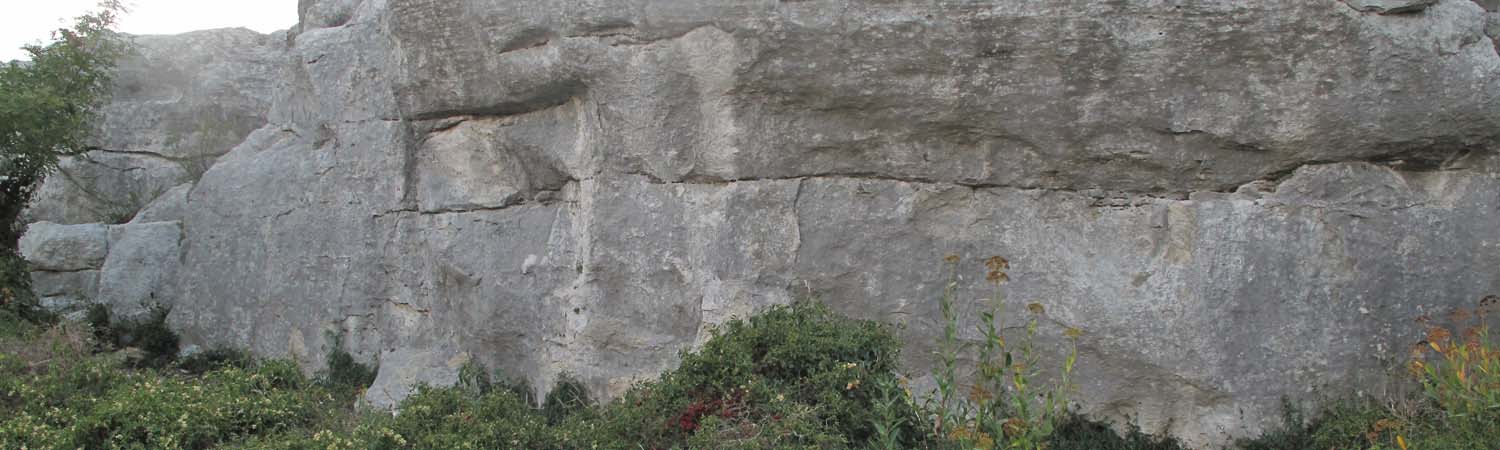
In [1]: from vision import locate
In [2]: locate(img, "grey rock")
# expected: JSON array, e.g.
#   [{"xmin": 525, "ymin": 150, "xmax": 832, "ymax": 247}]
[
  {"xmin": 26, "ymin": 28, "xmax": 283, "ymax": 225},
  {"xmin": 297, "ymin": 0, "xmax": 363, "ymax": 32},
  {"xmin": 26, "ymin": 152, "xmax": 190, "ymax": 225},
  {"xmin": 130, "ymin": 183, "xmax": 195, "ymax": 225},
  {"xmin": 1344, "ymin": 0, "xmax": 1439, "ymax": 14},
  {"xmin": 49, "ymin": 0, "xmax": 1500, "ymax": 448},
  {"xmin": 39, "ymin": 295, "xmax": 91, "ymax": 314},
  {"xmin": 97, "ymin": 222, "xmax": 182, "ymax": 319},
  {"xmin": 61, "ymin": 309, "xmax": 91, "ymax": 323},
  {"xmin": 1488, "ymin": 12, "xmax": 1500, "ymax": 41},
  {"xmin": 95, "ymin": 29, "xmax": 283, "ymax": 161},
  {"xmin": 19, "ymin": 222, "xmax": 108, "ymax": 272},
  {"xmin": 362, "ymin": 348, "xmax": 472, "ymax": 411},
  {"xmin": 30, "ymin": 270, "xmax": 100, "ymax": 299},
  {"xmin": 178, "ymin": 344, "xmax": 203, "ymax": 360},
  {"xmin": 131, "ymin": 183, "xmax": 195, "ymax": 224},
  {"xmin": 413, "ymin": 113, "xmax": 573, "ymax": 213}
]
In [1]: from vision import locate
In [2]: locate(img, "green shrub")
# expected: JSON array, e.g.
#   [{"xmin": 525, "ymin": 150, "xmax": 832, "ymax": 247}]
[
  {"xmin": 85, "ymin": 301, "xmax": 181, "ymax": 367},
  {"xmin": 126, "ymin": 303, "xmax": 181, "ymax": 367},
  {"xmin": 1236, "ymin": 297, "xmax": 1500, "ymax": 450},
  {"xmin": 177, "ymin": 346, "xmax": 254, "ymax": 376},
  {"xmin": 1047, "ymin": 415, "xmax": 1186, "ymax": 450},
  {"xmin": 0, "ymin": 250, "xmax": 47, "ymax": 333},
  {"xmin": 0, "ymin": 328, "xmax": 328, "ymax": 450},
  {"xmin": 1234, "ymin": 400, "xmax": 1403, "ymax": 450},
  {"xmin": 594, "ymin": 300, "xmax": 916, "ymax": 449},
  {"xmin": 541, "ymin": 372, "xmax": 590, "ymax": 425},
  {"xmin": 317, "ymin": 332, "xmax": 377, "ymax": 400}
]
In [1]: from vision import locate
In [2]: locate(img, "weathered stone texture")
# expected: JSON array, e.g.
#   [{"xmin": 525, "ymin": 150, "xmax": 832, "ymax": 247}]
[
  {"xmin": 97, "ymin": 222, "xmax": 182, "ymax": 319},
  {"xmin": 25, "ymin": 28, "xmax": 283, "ymax": 225},
  {"xmin": 362, "ymin": 349, "xmax": 472, "ymax": 410},
  {"xmin": 19, "ymin": 222, "xmax": 108, "ymax": 272},
  {"xmin": 20, "ymin": 0, "xmax": 1500, "ymax": 447}
]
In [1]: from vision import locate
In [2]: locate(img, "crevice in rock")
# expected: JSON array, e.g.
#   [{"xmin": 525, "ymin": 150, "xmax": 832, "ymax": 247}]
[
  {"xmin": 406, "ymin": 82, "xmax": 586, "ymax": 122},
  {"xmin": 561, "ymin": 24, "xmax": 724, "ymax": 48},
  {"xmin": 1252, "ymin": 146, "xmax": 1485, "ymax": 189},
  {"xmin": 786, "ymin": 178, "xmax": 806, "ymax": 285},
  {"xmin": 88, "ymin": 148, "xmax": 183, "ymax": 162},
  {"xmin": 30, "ymin": 267, "xmax": 101, "ymax": 275},
  {"xmin": 380, "ymin": 183, "xmax": 574, "ymax": 218},
  {"xmin": 498, "ymin": 27, "xmax": 554, "ymax": 54},
  {"xmin": 1339, "ymin": 0, "xmax": 1439, "ymax": 15},
  {"xmin": 385, "ymin": 299, "xmax": 430, "ymax": 315}
]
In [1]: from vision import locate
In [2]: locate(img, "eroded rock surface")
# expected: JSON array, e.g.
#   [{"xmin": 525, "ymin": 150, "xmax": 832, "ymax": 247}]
[
  {"xmin": 24, "ymin": 28, "xmax": 284, "ymax": 225},
  {"xmin": 20, "ymin": 222, "xmax": 108, "ymax": 272},
  {"xmin": 22, "ymin": 0, "xmax": 1500, "ymax": 447}
]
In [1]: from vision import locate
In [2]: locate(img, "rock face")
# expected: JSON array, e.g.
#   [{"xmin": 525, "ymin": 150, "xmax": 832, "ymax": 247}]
[
  {"xmin": 20, "ymin": 0, "xmax": 1500, "ymax": 447},
  {"xmin": 24, "ymin": 28, "xmax": 285, "ymax": 225},
  {"xmin": 21, "ymin": 221, "xmax": 181, "ymax": 319}
]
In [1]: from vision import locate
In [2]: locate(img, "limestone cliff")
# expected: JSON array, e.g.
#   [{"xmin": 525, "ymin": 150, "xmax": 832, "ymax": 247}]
[{"xmin": 20, "ymin": 0, "xmax": 1500, "ymax": 446}]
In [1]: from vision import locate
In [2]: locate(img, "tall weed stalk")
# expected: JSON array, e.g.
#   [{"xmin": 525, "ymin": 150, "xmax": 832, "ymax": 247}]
[{"xmin": 934, "ymin": 255, "xmax": 1082, "ymax": 450}]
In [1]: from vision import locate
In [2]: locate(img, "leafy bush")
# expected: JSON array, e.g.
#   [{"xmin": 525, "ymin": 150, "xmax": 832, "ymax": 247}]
[
  {"xmin": 18, "ymin": 283, "xmax": 1492, "ymax": 450},
  {"xmin": 0, "ymin": 250, "xmax": 46, "ymax": 334},
  {"xmin": 594, "ymin": 300, "xmax": 917, "ymax": 449},
  {"xmin": 1409, "ymin": 297, "xmax": 1498, "ymax": 423},
  {"xmin": 1047, "ymin": 414, "xmax": 1185, "ymax": 450},
  {"xmin": 1234, "ymin": 400, "xmax": 1389, "ymax": 450},
  {"xmin": 0, "ymin": 326, "xmax": 329, "ymax": 450},
  {"xmin": 177, "ymin": 346, "xmax": 254, "ymax": 376},
  {"xmin": 541, "ymin": 372, "xmax": 590, "ymax": 425},
  {"xmin": 85, "ymin": 301, "xmax": 181, "ymax": 367},
  {"xmin": 1238, "ymin": 297, "xmax": 1500, "ymax": 450},
  {"xmin": 1, "ymin": 2, "xmax": 130, "ymax": 248},
  {"xmin": 317, "ymin": 332, "xmax": 377, "ymax": 400}
]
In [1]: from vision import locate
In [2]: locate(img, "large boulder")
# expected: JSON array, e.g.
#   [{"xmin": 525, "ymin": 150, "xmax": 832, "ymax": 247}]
[
  {"xmin": 97, "ymin": 222, "xmax": 183, "ymax": 319},
  {"xmin": 362, "ymin": 348, "xmax": 472, "ymax": 411},
  {"xmin": 19, "ymin": 222, "xmax": 108, "ymax": 272}
]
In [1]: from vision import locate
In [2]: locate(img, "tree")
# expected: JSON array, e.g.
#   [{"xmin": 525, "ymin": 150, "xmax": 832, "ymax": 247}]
[
  {"xmin": 0, "ymin": 0, "xmax": 130, "ymax": 250},
  {"xmin": 0, "ymin": 1, "xmax": 129, "ymax": 325}
]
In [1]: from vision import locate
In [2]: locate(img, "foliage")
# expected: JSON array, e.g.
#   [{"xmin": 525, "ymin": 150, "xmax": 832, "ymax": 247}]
[
  {"xmin": 177, "ymin": 346, "xmax": 255, "ymax": 376},
  {"xmin": 317, "ymin": 332, "xmax": 378, "ymax": 401},
  {"xmin": 1236, "ymin": 296, "xmax": 1500, "ymax": 450},
  {"xmin": 591, "ymin": 300, "xmax": 917, "ymax": 449},
  {"xmin": 0, "ymin": 0, "xmax": 131, "ymax": 249},
  {"xmin": 541, "ymin": 372, "xmax": 590, "ymax": 425},
  {"xmin": 932, "ymin": 255, "xmax": 1083, "ymax": 450},
  {"xmin": 0, "ymin": 322, "xmax": 331, "ymax": 450},
  {"xmin": 1408, "ymin": 297, "xmax": 1499, "ymax": 425},
  {"xmin": 9, "ymin": 285, "xmax": 1495, "ymax": 450},
  {"xmin": 1235, "ymin": 400, "xmax": 1390, "ymax": 450},
  {"xmin": 85, "ymin": 301, "xmax": 181, "ymax": 367},
  {"xmin": 1046, "ymin": 415, "xmax": 1186, "ymax": 450},
  {"xmin": 0, "ymin": 249, "xmax": 46, "ymax": 333}
]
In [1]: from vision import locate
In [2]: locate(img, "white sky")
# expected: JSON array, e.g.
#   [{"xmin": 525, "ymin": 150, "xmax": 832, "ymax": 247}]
[{"xmin": 1, "ymin": 0, "xmax": 298, "ymax": 61}]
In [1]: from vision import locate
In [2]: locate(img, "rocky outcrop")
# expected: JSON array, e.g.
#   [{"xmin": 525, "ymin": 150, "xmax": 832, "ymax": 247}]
[
  {"xmin": 20, "ymin": 223, "xmax": 108, "ymax": 272},
  {"xmin": 362, "ymin": 348, "xmax": 472, "ymax": 410},
  {"xmin": 21, "ymin": 221, "xmax": 181, "ymax": 319},
  {"xmin": 20, "ymin": 0, "xmax": 1500, "ymax": 447},
  {"xmin": 24, "ymin": 28, "xmax": 284, "ymax": 225}
]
